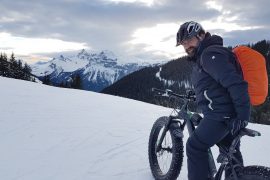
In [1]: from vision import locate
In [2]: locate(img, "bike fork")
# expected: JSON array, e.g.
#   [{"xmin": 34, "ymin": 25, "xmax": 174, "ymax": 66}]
[{"xmin": 155, "ymin": 116, "xmax": 180, "ymax": 153}]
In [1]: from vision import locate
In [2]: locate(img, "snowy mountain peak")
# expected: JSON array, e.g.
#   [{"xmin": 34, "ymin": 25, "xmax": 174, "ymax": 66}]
[
  {"xmin": 31, "ymin": 49, "xmax": 149, "ymax": 91},
  {"xmin": 75, "ymin": 49, "xmax": 117, "ymax": 64},
  {"xmin": 58, "ymin": 55, "xmax": 68, "ymax": 62},
  {"xmin": 77, "ymin": 49, "xmax": 90, "ymax": 58},
  {"xmin": 98, "ymin": 50, "xmax": 117, "ymax": 61}
]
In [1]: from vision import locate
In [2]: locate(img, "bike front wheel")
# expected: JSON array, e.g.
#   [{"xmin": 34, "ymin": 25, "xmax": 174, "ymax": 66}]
[
  {"xmin": 148, "ymin": 116, "xmax": 184, "ymax": 180},
  {"xmin": 225, "ymin": 165, "xmax": 270, "ymax": 180}
]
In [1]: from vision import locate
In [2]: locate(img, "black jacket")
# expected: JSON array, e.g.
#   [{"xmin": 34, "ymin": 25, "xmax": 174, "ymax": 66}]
[{"xmin": 190, "ymin": 33, "xmax": 250, "ymax": 121}]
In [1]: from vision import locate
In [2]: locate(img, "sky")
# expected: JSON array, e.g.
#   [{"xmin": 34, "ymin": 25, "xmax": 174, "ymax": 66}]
[{"xmin": 0, "ymin": 0, "xmax": 270, "ymax": 64}]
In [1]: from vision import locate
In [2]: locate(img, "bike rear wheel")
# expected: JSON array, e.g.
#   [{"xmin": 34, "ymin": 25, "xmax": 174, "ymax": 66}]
[
  {"xmin": 148, "ymin": 116, "xmax": 184, "ymax": 180},
  {"xmin": 225, "ymin": 165, "xmax": 270, "ymax": 180}
]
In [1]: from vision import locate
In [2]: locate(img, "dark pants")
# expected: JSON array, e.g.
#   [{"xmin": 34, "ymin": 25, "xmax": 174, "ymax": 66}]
[{"xmin": 186, "ymin": 116, "xmax": 243, "ymax": 180}]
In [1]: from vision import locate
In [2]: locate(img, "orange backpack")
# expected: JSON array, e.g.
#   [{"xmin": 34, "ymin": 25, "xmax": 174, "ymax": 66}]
[{"xmin": 233, "ymin": 46, "xmax": 268, "ymax": 106}]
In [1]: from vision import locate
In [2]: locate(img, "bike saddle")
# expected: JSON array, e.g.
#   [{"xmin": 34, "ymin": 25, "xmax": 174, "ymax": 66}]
[{"xmin": 239, "ymin": 128, "xmax": 261, "ymax": 137}]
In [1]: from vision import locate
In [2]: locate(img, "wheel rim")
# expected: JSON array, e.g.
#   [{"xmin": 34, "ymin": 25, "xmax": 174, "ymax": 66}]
[{"xmin": 156, "ymin": 126, "xmax": 173, "ymax": 175}]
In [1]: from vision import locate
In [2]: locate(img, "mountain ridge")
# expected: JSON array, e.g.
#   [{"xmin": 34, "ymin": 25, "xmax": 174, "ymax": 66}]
[{"xmin": 31, "ymin": 49, "xmax": 156, "ymax": 91}]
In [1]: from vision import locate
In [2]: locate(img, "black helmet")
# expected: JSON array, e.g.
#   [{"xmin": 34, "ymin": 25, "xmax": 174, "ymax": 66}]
[{"xmin": 176, "ymin": 21, "xmax": 204, "ymax": 46}]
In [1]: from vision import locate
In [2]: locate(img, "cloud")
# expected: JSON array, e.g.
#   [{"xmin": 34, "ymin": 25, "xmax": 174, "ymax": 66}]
[
  {"xmin": 103, "ymin": 0, "xmax": 156, "ymax": 6},
  {"xmin": 223, "ymin": 28, "xmax": 270, "ymax": 47},
  {"xmin": 0, "ymin": 32, "xmax": 88, "ymax": 61},
  {"xmin": 128, "ymin": 23, "xmax": 184, "ymax": 59},
  {"xmin": 0, "ymin": 0, "xmax": 269, "ymax": 63}
]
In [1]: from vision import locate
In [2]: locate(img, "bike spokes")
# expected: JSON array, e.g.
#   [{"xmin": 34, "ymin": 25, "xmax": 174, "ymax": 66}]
[
  {"xmin": 156, "ymin": 127, "xmax": 173, "ymax": 174},
  {"xmin": 149, "ymin": 116, "xmax": 184, "ymax": 180}
]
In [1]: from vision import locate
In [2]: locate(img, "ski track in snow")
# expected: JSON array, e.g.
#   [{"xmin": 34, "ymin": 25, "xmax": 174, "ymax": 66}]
[{"xmin": 0, "ymin": 77, "xmax": 270, "ymax": 180}]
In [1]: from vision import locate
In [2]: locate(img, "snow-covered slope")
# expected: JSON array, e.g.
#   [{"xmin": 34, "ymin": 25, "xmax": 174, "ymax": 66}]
[
  {"xmin": 0, "ymin": 77, "xmax": 270, "ymax": 180},
  {"xmin": 31, "ymin": 49, "xmax": 150, "ymax": 92}
]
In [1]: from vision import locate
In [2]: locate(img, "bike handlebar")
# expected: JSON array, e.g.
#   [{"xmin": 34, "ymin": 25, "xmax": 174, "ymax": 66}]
[{"xmin": 151, "ymin": 88, "xmax": 196, "ymax": 101}]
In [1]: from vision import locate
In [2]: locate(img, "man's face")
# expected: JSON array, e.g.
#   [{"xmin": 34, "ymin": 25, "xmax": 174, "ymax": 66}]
[{"xmin": 180, "ymin": 36, "xmax": 200, "ymax": 57}]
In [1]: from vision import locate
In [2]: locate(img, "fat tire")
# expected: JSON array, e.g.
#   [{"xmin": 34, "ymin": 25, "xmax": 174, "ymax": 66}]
[
  {"xmin": 225, "ymin": 165, "xmax": 270, "ymax": 180},
  {"xmin": 148, "ymin": 116, "xmax": 184, "ymax": 180}
]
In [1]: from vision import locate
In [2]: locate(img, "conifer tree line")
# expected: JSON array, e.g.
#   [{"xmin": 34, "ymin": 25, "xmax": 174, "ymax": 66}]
[
  {"xmin": 247, "ymin": 40, "xmax": 270, "ymax": 124},
  {"xmin": 0, "ymin": 52, "xmax": 35, "ymax": 82},
  {"xmin": 43, "ymin": 73, "xmax": 82, "ymax": 90}
]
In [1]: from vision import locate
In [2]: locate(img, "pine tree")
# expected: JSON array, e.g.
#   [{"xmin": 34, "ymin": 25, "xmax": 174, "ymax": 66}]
[
  {"xmin": 65, "ymin": 81, "xmax": 70, "ymax": 88},
  {"xmin": 252, "ymin": 40, "xmax": 269, "ymax": 57},
  {"xmin": 59, "ymin": 81, "xmax": 66, "ymax": 88},
  {"xmin": 2, "ymin": 53, "xmax": 8, "ymax": 62},
  {"xmin": 0, "ymin": 53, "xmax": 5, "ymax": 76},
  {"xmin": 18, "ymin": 60, "xmax": 23, "ymax": 70},
  {"xmin": 9, "ymin": 52, "xmax": 16, "ymax": 66},
  {"xmin": 0, "ymin": 52, "xmax": 35, "ymax": 81},
  {"xmin": 2, "ymin": 53, "xmax": 11, "ymax": 77},
  {"xmin": 71, "ymin": 74, "xmax": 82, "ymax": 89},
  {"xmin": 43, "ymin": 75, "xmax": 51, "ymax": 85},
  {"xmin": 23, "ymin": 63, "xmax": 31, "ymax": 73}
]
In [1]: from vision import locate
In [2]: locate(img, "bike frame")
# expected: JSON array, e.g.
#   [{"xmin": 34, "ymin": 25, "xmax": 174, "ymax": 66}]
[
  {"xmin": 153, "ymin": 88, "xmax": 246, "ymax": 180},
  {"xmin": 156, "ymin": 97, "xmax": 218, "ymax": 178}
]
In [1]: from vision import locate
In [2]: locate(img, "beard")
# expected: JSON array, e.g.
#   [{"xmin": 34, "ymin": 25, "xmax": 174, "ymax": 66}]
[{"xmin": 185, "ymin": 46, "xmax": 197, "ymax": 57}]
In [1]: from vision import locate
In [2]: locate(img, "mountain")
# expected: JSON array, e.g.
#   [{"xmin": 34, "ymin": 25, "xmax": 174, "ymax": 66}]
[
  {"xmin": 31, "ymin": 49, "xmax": 152, "ymax": 92},
  {"xmin": 1, "ymin": 76, "xmax": 270, "ymax": 180}
]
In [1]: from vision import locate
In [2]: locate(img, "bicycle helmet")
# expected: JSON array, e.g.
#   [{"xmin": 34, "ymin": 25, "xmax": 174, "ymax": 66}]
[{"xmin": 176, "ymin": 21, "xmax": 204, "ymax": 46}]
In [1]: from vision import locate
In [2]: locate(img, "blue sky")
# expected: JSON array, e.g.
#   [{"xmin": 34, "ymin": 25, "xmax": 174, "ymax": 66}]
[{"xmin": 0, "ymin": 0, "xmax": 269, "ymax": 63}]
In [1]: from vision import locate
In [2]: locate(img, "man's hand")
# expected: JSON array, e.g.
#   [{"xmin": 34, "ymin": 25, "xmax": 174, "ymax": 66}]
[{"xmin": 226, "ymin": 118, "xmax": 248, "ymax": 135}]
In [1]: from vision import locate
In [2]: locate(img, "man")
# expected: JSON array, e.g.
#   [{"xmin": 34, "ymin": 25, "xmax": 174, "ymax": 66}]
[{"xmin": 176, "ymin": 21, "xmax": 251, "ymax": 180}]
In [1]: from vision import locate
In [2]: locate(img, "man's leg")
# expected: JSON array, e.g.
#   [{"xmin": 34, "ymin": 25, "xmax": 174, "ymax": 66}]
[{"xmin": 186, "ymin": 117, "xmax": 229, "ymax": 180}]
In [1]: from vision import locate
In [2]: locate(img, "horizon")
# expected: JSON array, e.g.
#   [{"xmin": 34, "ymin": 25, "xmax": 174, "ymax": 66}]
[{"xmin": 1, "ymin": 38, "xmax": 269, "ymax": 66}]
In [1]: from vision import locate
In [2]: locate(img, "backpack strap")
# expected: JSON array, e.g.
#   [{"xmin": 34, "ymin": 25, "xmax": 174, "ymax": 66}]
[
  {"xmin": 199, "ymin": 45, "xmax": 242, "ymax": 76},
  {"xmin": 199, "ymin": 45, "xmax": 221, "ymax": 71}
]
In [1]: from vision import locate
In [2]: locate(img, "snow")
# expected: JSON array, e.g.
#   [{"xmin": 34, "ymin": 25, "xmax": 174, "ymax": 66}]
[
  {"xmin": 32, "ymin": 49, "xmax": 112, "ymax": 76},
  {"xmin": 155, "ymin": 67, "xmax": 162, "ymax": 80},
  {"xmin": 31, "ymin": 55, "xmax": 89, "ymax": 76},
  {"xmin": 155, "ymin": 67, "xmax": 176, "ymax": 86},
  {"xmin": 0, "ymin": 76, "xmax": 270, "ymax": 180},
  {"xmin": 179, "ymin": 80, "xmax": 193, "ymax": 89},
  {"xmin": 83, "ymin": 63, "xmax": 117, "ymax": 83},
  {"xmin": 155, "ymin": 67, "xmax": 193, "ymax": 88},
  {"xmin": 99, "ymin": 50, "xmax": 117, "ymax": 61}
]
